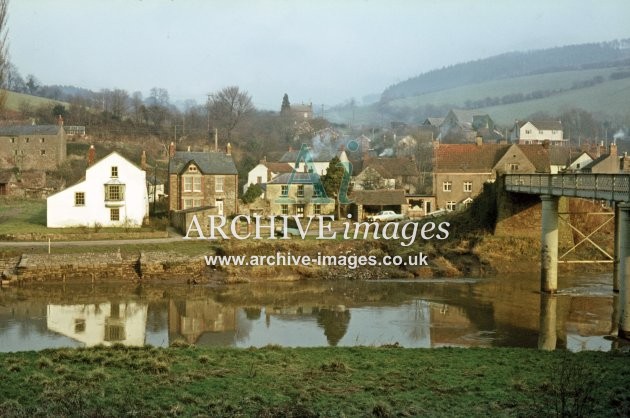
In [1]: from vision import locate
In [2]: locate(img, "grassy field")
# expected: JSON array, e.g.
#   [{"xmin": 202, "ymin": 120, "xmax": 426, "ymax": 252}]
[
  {"xmin": 0, "ymin": 346, "xmax": 628, "ymax": 417},
  {"xmin": 1, "ymin": 89, "xmax": 69, "ymax": 113}
]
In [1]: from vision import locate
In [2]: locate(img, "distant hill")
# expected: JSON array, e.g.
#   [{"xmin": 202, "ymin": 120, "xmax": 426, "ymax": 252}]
[
  {"xmin": 381, "ymin": 39, "xmax": 630, "ymax": 102},
  {"xmin": 327, "ymin": 39, "xmax": 630, "ymax": 127}
]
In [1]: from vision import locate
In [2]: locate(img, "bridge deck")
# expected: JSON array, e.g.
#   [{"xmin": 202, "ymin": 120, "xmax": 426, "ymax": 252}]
[{"xmin": 504, "ymin": 174, "xmax": 630, "ymax": 203}]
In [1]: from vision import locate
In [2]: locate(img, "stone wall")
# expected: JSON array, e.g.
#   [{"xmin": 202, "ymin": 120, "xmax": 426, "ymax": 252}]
[
  {"xmin": 3, "ymin": 251, "xmax": 211, "ymax": 283},
  {"xmin": 170, "ymin": 206, "xmax": 218, "ymax": 236}
]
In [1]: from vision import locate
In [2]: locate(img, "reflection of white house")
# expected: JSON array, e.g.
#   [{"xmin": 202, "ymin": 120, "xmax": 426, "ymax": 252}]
[
  {"xmin": 47, "ymin": 152, "xmax": 149, "ymax": 227},
  {"xmin": 46, "ymin": 302, "xmax": 148, "ymax": 347}
]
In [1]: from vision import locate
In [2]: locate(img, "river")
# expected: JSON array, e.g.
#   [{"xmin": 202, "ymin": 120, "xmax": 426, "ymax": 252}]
[{"xmin": 0, "ymin": 272, "xmax": 624, "ymax": 352}]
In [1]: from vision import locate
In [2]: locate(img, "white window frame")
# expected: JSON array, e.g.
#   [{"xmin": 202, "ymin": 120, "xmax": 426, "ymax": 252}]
[
  {"xmin": 443, "ymin": 181, "xmax": 452, "ymax": 192},
  {"xmin": 463, "ymin": 181, "xmax": 472, "ymax": 193},
  {"xmin": 215, "ymin": 176, "xmax": 224, "ymax": 192}
]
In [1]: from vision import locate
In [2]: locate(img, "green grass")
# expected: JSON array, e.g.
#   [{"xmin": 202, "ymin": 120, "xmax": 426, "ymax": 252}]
[
  {"xmin": 0, "ymin": 346, "xmax": 628, "ymax": 417},
  {"xmin": 1, "ymin": 89, "xmax": 69, "ymax": 113}
]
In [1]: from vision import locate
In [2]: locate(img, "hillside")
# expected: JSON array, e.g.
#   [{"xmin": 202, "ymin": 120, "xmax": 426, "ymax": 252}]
[
  {"xmin": 327, "ymin": 66, "xmax": 630, "ymax": 126},
  {"xmin": 1, "ymin": 89, "xmax": 69, "ymax": 113},
  {"xmin": 381, "ymin": 39, "xmax": 630, "ymax": 102}
]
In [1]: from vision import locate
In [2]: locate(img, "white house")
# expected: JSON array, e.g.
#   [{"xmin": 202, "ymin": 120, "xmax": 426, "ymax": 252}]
[
  {"xmin": 47, "ymin": 152, "xmax": 149, "ymax": 227},
  {"xmin": 567, "ymin": 151, "xmax": 595, "ymax": 172},
  {"xmin": 244, "ymin": 158, "xmax": 293, "ymax": 194},
  {"xmin": 511, "ymin": 120, "xmax": 565, "ymax": 145},
  {"xmin": 279, "ymin": 148, "xmax": 349, "ymax": 176}
]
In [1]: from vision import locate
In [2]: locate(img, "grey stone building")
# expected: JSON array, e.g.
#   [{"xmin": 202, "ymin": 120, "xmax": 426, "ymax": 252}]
[{"xmin": 0, "ymin": 122, "xmax": 67, "ymax": 170}]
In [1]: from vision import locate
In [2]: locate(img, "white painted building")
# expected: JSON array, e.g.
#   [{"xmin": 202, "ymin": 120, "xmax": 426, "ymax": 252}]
[
  {"xmin": 511, "ymin": 120, "xmax": 565, "ymax": 145},
  {"xmin": 244, "ymin": 159, "xmax": 293, "ymax": 194},
  {"xmin": 47, "ymin": 152, "xmax": 149, "ymax": 227},
  {"xmin": 567, "ymin": 151, "xmax": 595, "ymax": 172}
]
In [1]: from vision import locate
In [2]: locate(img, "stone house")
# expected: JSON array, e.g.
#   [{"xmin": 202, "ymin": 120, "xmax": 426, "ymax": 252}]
[
  {"xmin": 510, "ymin": 120, "xmax": 565, "ymax": 145},
  {"xmin": 582, "ymin": 144, "xmax": 621, "ymax": 173},
  {"xmin": 352, "ymin": 157, "xmax": 420, "ymax": 193},
  {"xmin": 168, "ymin": 145, "xmax": 238, "ymax": 216},
  {"xmin": 279, "ymin": 147, "xmax": 349, "ymax": 176},
  {"xmin": 0, "ymin": 120, "xmax": 67, "ymax": 171},
  {"xmin": 439, "ymin": 109, "xmax": 495, "ymax": 143},
  {"xmin": 47, "ymin": 152, "xmax": 149, "ymax": 227},
  {"xmin": 266, "ymin": 172, "xmax": 334, "ymax": 217},
  {"xmin": 433, "ymin": 142, "xmax": 551, "ymax": 211}
]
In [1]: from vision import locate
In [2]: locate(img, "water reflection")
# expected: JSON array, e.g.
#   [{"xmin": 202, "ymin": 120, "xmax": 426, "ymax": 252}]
[{"xmin": 0, "ymin": 273, "xmax": 623, "ymax": 352}]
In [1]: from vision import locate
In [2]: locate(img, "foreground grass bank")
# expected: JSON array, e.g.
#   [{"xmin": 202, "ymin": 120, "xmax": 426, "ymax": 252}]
[{"xmin": 1, "ymin": 346, "xmax": 629, "ymax": 417}]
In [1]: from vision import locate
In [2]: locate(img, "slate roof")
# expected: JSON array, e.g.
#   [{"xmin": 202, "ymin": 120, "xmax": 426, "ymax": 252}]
[
  {"xmin": 423, "ymin": 117, "xmax": 444, "ymax": 126},
  {"xmin": 350, "ymin": 189, "xmax": 407, "ymax": 206},
  {"xmin": 0, "ymin": 125, "xmax": 61, "ymax": 136},
  {"xmin": 434, "ymin": 144, "xmax": 510, "ymax": 173},
  {"xmin": 267, "ymin": 172, "xmax": 321, "ymax": 185},
  {"xmin": 361, "ymin": 157, "xmax": 419, "ymax": 178},
  {"xmin": 169, "ymin": 151, "xmax": 238, "ymax": 175},
  {"xmin": 547, "ymin": 146, "xmax": 573, "ymax": 166}
]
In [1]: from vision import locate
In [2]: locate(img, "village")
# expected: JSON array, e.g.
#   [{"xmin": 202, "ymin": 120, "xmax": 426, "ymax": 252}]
[{"xmin": 1, "ymin": 104, "xmax": 629, "ymax": 238}]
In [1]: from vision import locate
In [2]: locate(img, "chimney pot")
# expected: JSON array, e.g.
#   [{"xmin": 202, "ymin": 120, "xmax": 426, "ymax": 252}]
[
  {"xmin": 87, "ymin": 145, "xmax": 96, "ymax": 166},
  {"xmin": 169, "ymin": 142, "xmax": 176, "ymax": 158},
  {"xmin": 226, "ymin": 142, "xmax": 232, "ymax": 155}
]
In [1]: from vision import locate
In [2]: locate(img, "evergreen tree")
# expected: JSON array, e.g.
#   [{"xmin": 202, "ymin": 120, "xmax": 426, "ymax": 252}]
[{"xmin": 281, "ymin": 93, "xmax": 291, "ymax": 114}]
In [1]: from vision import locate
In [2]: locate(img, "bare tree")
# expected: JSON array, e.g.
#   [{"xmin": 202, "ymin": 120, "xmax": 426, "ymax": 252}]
[
  {"xmin": 208, "ymin": 86, "xmax": 255, "ymax": 141},
  {"xmin": 0, "ymin": 0, "xmax": 8, "ymax": 114}
]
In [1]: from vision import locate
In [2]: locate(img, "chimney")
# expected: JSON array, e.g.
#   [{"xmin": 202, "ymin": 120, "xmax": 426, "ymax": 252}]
[
  {"xmin": 141, "ymin": 150, "xmax": 147, "ymax": 171},
  {"xmin": 57, "ymin": 115, "xmax": 64, "ymax": 126},
  {"xmin": 187, "ymin": 145, "xmax": 191, "ymax": 152},
  {"xmin": 609, "ymin": 142, "xmax": 617, "ymax": 156},
  {"xmin": 87, "ymin": 145, "xmax": 95, "ymax": 167},
  {"xmin": 226, "ymin": 142, "xmax": 232, "ymax": 155},
  {"xmin": 214, "ymin": 128, "xmax": 218, "ymax": 153},
  {"xmin": 169, "ymin": 141, "xmax": 176, "ymax": 158},
  {"xmin": 475, "ymin": 135, "xmax": 483, "ymax": 146}
]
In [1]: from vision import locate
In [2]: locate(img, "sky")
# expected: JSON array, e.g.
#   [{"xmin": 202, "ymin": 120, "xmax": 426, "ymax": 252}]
[{"xmin": 7, "ymin": 0, "xmax": 630, "ymax": 110}]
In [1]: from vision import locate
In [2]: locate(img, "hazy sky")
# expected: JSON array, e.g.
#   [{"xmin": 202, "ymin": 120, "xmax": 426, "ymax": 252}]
[{"xmin": 8, "ymin": 0, "xmax": 630, "ymax": 110}]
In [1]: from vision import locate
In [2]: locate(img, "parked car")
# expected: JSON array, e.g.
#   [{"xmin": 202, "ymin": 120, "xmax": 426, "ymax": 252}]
[
  {"xmin": 367, "ymin": 210, "xmax": 405, "ymax": 222},
  {"xmin": 274, "ymin": 218, "xmax": 301, "ymax": 236}
]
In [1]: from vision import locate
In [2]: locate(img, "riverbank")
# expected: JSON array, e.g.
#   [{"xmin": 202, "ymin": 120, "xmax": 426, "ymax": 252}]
[
  {"xmin": 1, "ymin": 232, "xmax": 604, "ymax": 284},
  {"xmin": 1, "ymin": 346, "xmax": 628, "ymax": 417}
]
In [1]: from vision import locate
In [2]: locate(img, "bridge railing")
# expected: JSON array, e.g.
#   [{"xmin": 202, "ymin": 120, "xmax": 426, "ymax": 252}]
[{"xmin": 504, "ymin": 173, "xmax": 630, "ymax": 202}]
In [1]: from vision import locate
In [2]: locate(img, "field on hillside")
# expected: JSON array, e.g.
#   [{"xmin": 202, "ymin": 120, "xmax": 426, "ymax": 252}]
[
  {"xmin": 1, "ymin": 89, "xmax": 68, "ymax": 113},
  {"xmin": 328, "ymin": 67, "xmax": 630, "ymax": 126}
]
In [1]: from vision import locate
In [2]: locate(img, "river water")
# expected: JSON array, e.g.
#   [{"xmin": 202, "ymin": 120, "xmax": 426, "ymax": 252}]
[{"xmin": 0, "ymin": 272, "xmax": 625, "ymax": 352}]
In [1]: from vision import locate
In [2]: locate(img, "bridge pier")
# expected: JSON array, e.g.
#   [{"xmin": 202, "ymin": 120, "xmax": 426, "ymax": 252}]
[
  {"xmin": 613, "ymin": 203, "xmax": 621, "ymax": 292},
  {"xmin": 540, "ymin": 195, "xmax": 559, "ymax": 293},
  {"xmin": 618, "ymin": 203, "xmax": 630, "ymax": 338},
  {"xmin": 538, "ymin": 293, "xmax": 557, "ymax": 350}
]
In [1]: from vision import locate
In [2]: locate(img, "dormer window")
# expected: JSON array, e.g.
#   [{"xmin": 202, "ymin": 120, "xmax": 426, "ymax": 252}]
[{"xmin": 111, "ymin": 166, "xmax": 118, "ymax": 178}]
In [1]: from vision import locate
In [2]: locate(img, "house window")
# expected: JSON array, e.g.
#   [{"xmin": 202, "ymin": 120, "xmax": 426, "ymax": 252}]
[
  {"xmin": 463, "ymin": 199, "xmax": 473, "ymax": 208},
  {"xmin": 193, "ymin": 199, "xmax": 203, "ymax": 207},
  {"xmin": 25, "ymin": 137, "xmax": 29, "ymax": 143},
  {"xmin": 443, "ymin": 181, "xmax": 452, "ymax": 192},
  {"xmin": 10, "ymin": 138, "xmax": 14, "ymax": 143},
  {"xmin": 463, "ymin": 181, "xmax": 473, "ymax": 192},
  {"xmin": 110, "ymin": 208, "xmax": 120, "ymax": 221},
  {"xmin": 105, "ymin": 184, "xmax": 123, "ymax": 201},
  {"xmin": 296, "ymin": 204, "xmax": 305, "ymax": 217},
  {"xmin": 446, "ymin": 201, "xmax": 456, "ymax": 211},
  {"xmin": 552, "ymin": 130, "xmax": 557, "ymax": 134},
  {"xmin": 194, "ymin": 176, "xmax": 201, "ymax": 192},
  {"xmin": 184, "ymin": 177, "xmax": 192, "ymax": 192},
  {"xmin": 215, "ymin": 176, "xmax": 224, "ymax": 192},
  {"xmin": 509, "ymin": 163, "xmax": 519, "ymax": 171},
  {"xmin": 257, "ymin": 176, "xmax": 262, "ymax": 184},
  {"xmin": 281, "ymin": 204, "xmax": 289, "ymax": 215},
  {"xmin": 40, "ymin": 138, "xmax": 45, "ymax": 143},
  {"xmin": 183, "ymin": 199, "xmax": 194, "ymax": 209},
  {"xmin": 74, "ymin": 192, "xmax": 85, "ymax": 206},
  {"xmin": 40, "ymin": 150, "xmax": 46, "ymax": 156},
  {"xmin": 539, "ymin": 130, "xmax": 544, "ymax": 134},
  {"xmin": 111, "ymin": 166, "xmax": 118, "ymax": 178},
  {"xmin": 188, "ymin": 165, "xmax": 198, "ymax": 173},
  {"xmin": 297, "ymin": 184, "xmax": 305, "ymax": 197},
  {"xmin": 314, "ymin": 204, "xmax": 321, "ymax": 215},
  {"xmin": 525, "ymin": 129, "xmax": 531, "ymax": 134},
  {"xmin": 281, "ymin": 185, "xmax": 289, "ymax": 196}
]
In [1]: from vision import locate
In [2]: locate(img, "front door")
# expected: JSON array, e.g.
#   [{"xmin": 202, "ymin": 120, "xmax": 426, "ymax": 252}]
[{"xmin": 215, "ymin": 199, "xmax": 224, "ymax": 216}]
